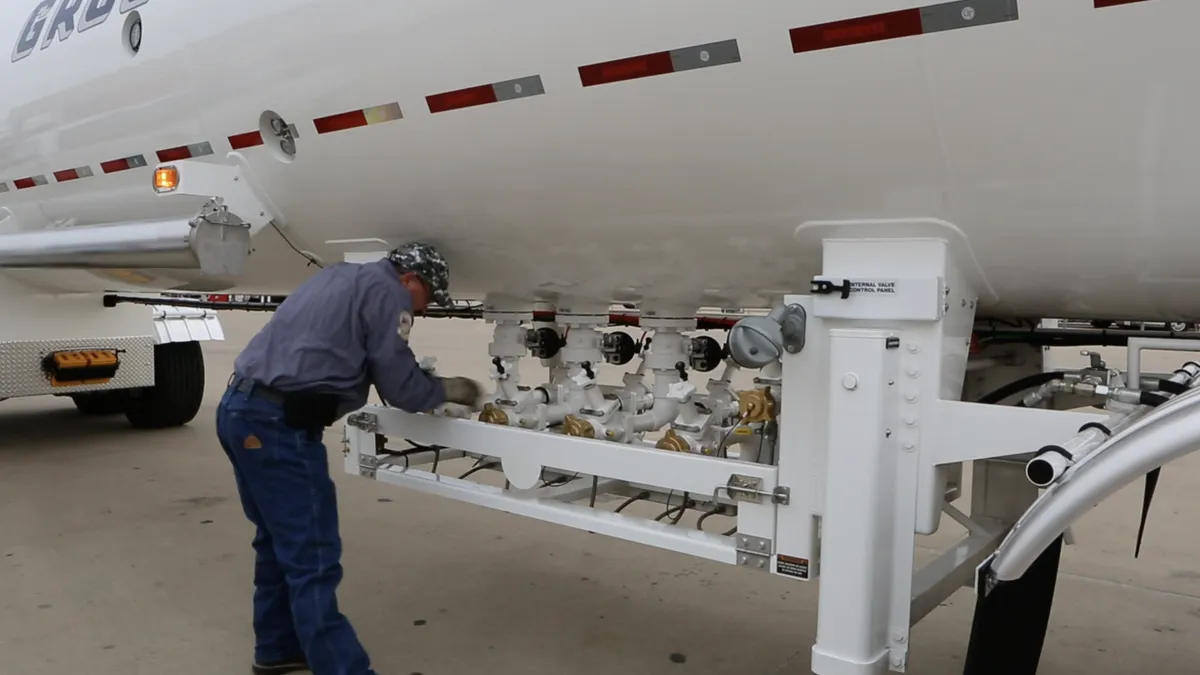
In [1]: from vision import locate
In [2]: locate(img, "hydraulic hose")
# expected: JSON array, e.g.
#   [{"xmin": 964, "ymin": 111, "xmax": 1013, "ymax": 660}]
[{"xmin": 975, "ymin": 371, "xmax": 1066, "ymax": 405}]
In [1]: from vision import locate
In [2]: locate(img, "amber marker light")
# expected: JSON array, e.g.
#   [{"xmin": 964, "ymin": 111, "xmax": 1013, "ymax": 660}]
[{"xmin": 153, "ymin": 165, "xmax": 179, "ymax": 193}]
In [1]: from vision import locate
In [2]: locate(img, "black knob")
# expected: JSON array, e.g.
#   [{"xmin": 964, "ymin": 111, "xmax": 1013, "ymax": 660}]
[
  {"xmin": 675, "ymin": 361, "xmax": 688, "ymax": 381},
  {"xmin": 492, "ymin": 356, "xmax": 505, "ymax": 376}
]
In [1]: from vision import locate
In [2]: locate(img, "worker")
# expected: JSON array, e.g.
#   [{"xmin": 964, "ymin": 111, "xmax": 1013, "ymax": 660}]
[{"xmin": 214, "ymin": 241, "xmax": 481, "ymax": 675}]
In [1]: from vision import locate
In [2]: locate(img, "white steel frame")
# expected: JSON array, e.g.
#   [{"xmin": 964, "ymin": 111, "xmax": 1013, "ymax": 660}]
[{"xmin": 341, "ymin": 222, "xmax": 1110, "ymax": 674}]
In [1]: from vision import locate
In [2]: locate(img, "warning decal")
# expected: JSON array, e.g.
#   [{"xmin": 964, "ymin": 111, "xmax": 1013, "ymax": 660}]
[{"xmin": 776, "ymin": 554, "xmax": 810, "ymax": 579}]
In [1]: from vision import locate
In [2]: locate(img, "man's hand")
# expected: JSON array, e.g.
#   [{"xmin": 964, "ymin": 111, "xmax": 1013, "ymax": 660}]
[{"xmin": 440, "ymin": 376, "xmax": 482, "ymax": 408}]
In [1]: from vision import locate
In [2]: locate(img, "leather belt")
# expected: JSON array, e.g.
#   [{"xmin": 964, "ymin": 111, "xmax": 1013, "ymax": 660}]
[{"xmin": 228, "ymin": 374, "xmax": 286, "ymax": 404}]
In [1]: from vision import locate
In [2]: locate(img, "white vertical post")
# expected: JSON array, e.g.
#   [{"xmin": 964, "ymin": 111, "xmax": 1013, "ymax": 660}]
[{"xmin": 810, "ymin": 329, "xmax": 901, "ymax": 675}]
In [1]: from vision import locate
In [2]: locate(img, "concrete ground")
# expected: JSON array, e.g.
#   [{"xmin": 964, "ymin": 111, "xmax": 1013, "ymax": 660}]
[{"xmin": 2, "ymin": 312, "xmax": 1200, "ymax": 675}]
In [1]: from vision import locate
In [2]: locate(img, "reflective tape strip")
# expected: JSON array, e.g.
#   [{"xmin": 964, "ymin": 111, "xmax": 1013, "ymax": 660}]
[
  {"xmin": 229, "ymin": 131, "xmax": 264, "ymax": 150},
  {"xmin": 100, "ymin": 154, "xmax": 148, "ymax": 174},
  {"xmin": 427, "ymin": 75, "xmax": 545, "ymax": 114},
  {"xmin": 314, "ymin": 102, "xmax": 403, "ymax": 134},
  {"xmin": 790, "ymin": 0, "xmax": 1018, "ymax": 53},
  {"xmin": 1095, "ymin": 0, "xmax": 1153, "ymax": 6},
  {"xmin": 54, "ymin": 166, "xmax": 94, "ymax": 182},
  {"xmin": 13, "ymin": 175, "xmax": 48, "ymax": 190},
  {"xmin": 156, "ymin": 142, "xmax": 214, "ymax": 163},
  {"xmin": 578, "ymin": 39, "xmax": 741, "ymax": 87}
]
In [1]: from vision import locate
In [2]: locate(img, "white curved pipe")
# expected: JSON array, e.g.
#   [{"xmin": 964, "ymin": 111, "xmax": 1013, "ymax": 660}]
[{"xmin": 990, "ymin": 385, "xmax": 1200, "ymax": 582}]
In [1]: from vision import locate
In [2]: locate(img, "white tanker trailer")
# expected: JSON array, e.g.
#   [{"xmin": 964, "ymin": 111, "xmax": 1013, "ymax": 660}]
[{"xmin": 1, "ymin": 0, "xmax": 1197, "ymax": 672}]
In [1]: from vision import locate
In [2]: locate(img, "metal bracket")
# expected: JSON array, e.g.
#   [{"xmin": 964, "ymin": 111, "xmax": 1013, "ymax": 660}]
[
  {"xmin": 736, "ymin": 533, "xmax": 773, "ymax": 571},
  {"xmin": 716, "ymin": 474, "xmax": 791, "ymax": 505},
  {"xmin": 347, "ymin": 412, "xmax": 379, "ymax": 432},
  {"xmin": 358, "ymin": 454, "xmax": 380, "ymax": 479}
]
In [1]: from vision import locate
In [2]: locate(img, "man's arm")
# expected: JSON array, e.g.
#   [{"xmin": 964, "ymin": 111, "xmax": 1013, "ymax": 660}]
[{"xmin": 360, "ymin": 279, "xmax": 446, "ymax": 413}]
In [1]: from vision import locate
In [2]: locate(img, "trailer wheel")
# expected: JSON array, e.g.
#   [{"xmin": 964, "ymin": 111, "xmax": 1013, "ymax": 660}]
[
  {"xmin": 72, "ymin": 391, "xmax": 129, "ymax": 416},
  {"xmin": 124, "ymin": 341, "xmax": 206, "ymax": 429}
]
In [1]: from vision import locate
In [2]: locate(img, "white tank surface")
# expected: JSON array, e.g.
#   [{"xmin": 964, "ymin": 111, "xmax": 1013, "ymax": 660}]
[{"xmin": 1, "ymin": 0, "xmax": 1198, "ymax": 318}]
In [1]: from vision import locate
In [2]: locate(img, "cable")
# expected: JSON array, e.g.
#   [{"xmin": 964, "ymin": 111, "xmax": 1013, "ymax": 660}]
[
  {"xmin": 654, "ymin": 492, "xmax": 692, "ymax": 524},
  {"xmin": 975, "ymin": 371, "xmax": 1066, "ymax": 405},
  {"xmin": 716, "ymin": 412, "xmax": 750, "ymax": 458},
  {"xmin": 270, "ymin": 221, "xmax": 324, "ymax": 268},
  {"xmin": 696, "ymin": 505, "xmax": 728, "ymax": 532},
  {"xmin": 589, "ymin": 476, "xmax": 599, "ymax": 508},
  {"xmin": 614, "ymin": 491, "xmax": 650, "ymax": 513},
  {"xmin": 458, "ymin": 459, "xmax": 498, "ymax": 479}
]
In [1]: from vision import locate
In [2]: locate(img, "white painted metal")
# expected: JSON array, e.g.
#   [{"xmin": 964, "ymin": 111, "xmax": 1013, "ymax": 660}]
[
  {"xmin": 339, "ymin": 228, "xmax": 1176, "ymax": 674},
  {"xmin": 0, "ymin": 274, "xmax": 223, "ymax": 400},
  {"xmin": 150, "ymin": 304, "xmax": 225, "ymax": 344},
  {"xmin": 1, "ymin": 1, "xmax": 1198, "ymax": 321}
]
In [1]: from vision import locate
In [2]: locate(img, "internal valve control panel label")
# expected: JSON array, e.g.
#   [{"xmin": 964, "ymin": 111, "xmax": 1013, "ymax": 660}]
[{"xmin": 848, "ymin": 279, "xmax": 897, "ymax": 295}]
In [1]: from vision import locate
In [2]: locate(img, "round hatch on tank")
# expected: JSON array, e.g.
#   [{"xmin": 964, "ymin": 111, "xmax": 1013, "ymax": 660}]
[
  {"xmin": 123, "ymin": 11, "xmax": 142, "ymax": 56},
  {"xmin": 259, "ymin": 111, "xmax": 298, "ymax": 163}
]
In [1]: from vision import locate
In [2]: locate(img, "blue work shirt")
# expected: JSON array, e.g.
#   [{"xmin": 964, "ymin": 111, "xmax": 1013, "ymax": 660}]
[{"xmin": 233, "ymin": 258, "xmax": 445, "ymax": 416}]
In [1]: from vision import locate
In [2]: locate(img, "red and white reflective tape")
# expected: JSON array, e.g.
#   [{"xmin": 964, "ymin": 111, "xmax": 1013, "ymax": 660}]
[
  {"xmin": 230, "ymin": 123, "xmax": 300, "ymax": 151},
  {"xmin": 100, "ymin": 154, "xmax": 148, "ymax": 174},
  {"xmin": 228, "ymin": 131, "xmax": 264, "ymax": 150},
  {"xmin": 790, "ymin": 0, "xmax": 1018, "ymax": 53},
  {"xmin": 314, "ymin": 102, "xmax": 403, "ymax": 134},
  {"xmin": 156, "ymin": 142, "xmax": 214, "ymax": 163},
  {"xmin": 12, "ymin": 175, "xmax": 48, "ymax": 190},
  {"xmin": 1094, "ymin": 0, "xmax": 1153, "ymax": 7},
  {"xmin": 54, "ymin": 165, "xmax": 95, "ymax": 183},
  {"xmin": 578, "ymin": 38, "xmax": 741, "ymax": 87},
  {"xmin": 427, "ymin": 75, "xmax": 545, "ymax": 114}
]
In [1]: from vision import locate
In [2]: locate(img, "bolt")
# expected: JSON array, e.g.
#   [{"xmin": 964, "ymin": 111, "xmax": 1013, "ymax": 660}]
[
  {"xmin": 907, "ymin": 366, "xmax": 920, "ymax": 378},
  {"xmin": 904, "ymin": 442, "xmax": 916, "ymax": 452},
  {"xmin": 907, "ymin": 343, "xmax": 920, "ymax": 354}
]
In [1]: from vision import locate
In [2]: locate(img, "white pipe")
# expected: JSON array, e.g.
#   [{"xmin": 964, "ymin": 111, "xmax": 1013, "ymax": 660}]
[
  {"xmin": 1024, "ymin": 410, "xmax": 1137, "ymax": 487},
  {"xmin": 1024, "ymin": 363, "xmax": 1200, "ymax": 486},
  {"xmin": 1127, "ymin": 339, "xmax": 1200, "ymax": 390},
  {"xmin": 990, "ymin": 383, "xmax": 1200, "ymax": 583}
]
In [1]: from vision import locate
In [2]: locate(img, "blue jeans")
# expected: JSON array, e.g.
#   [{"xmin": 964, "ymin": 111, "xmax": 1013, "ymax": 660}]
[{"xmin": 216, "ymin": 382, "xmax": 377, "ymax": 675}]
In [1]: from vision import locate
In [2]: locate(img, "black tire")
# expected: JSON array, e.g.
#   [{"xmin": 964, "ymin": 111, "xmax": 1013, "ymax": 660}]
[
  {"xmin": 124, "ymin": 341, "xmax": 206, "ymax": 429},
  {"xmin": 72, "ymin": 391, "xmax": 129, "ymax": 416}
]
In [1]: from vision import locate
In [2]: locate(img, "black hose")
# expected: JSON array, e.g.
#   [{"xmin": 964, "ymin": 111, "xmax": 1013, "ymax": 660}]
[{"xmin": 975, "ymin": 371, "xmax": 1065, "ymax": 405}]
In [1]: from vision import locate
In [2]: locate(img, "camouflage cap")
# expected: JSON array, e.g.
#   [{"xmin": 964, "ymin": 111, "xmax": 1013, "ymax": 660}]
[{"xmin": 386, "ymin": 241, "xmax": 452, "ymax": 307}]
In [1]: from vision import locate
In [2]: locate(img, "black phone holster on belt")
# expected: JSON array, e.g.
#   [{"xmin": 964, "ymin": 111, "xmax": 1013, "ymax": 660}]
[{"xmin": 281, "ymin": 391, "xmax": 340, "ymax": 431}]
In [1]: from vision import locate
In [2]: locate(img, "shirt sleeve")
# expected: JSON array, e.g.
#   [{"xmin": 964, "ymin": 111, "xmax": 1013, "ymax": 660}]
[{"xmin": 359, "ymin": 277, "xmax": 446, "ymax": 413}]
